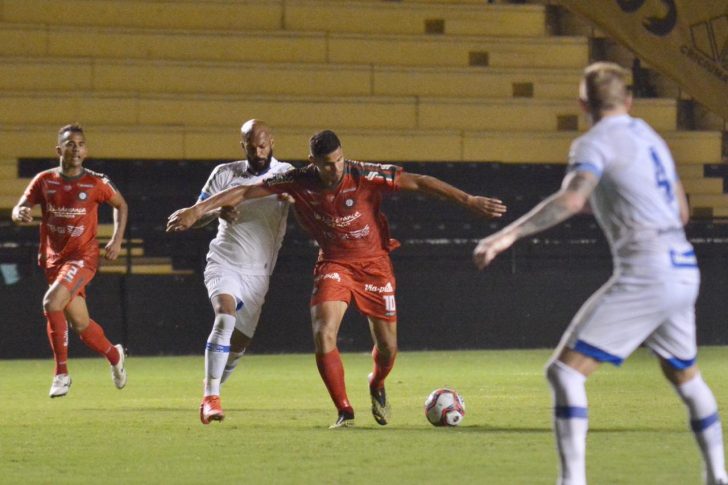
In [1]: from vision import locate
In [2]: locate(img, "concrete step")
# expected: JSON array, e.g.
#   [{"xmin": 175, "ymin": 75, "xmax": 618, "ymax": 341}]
[
  {"xmin": 0, "ymin": 57, "xmax": 585, "ymax": 100},
  {"xmin": 0, "ymin": 23, "xmax": 589, "ymax": 69},
  {"xmin": 676, "ymin": 164, "xmax": 705, "ymax": 179},
  {"xmin": 0, "ymin": 125, "xmax": 722, "ymax": 164},
  {"xmin": 689, "ymin": 194, "xmax": 728, "ymax": 208},
  {"xmin": 0, "ymin": 92, "xmax": 679, "ymax": 132},
  {"xmin": 681, "ymin": 178, "xmax": 724, "ymax": 195},
  {"xmin": 2, "ymin": 0, "xmax": 546, "ymax": 37},
  {"xmin": 0, "ymin": 178, "xmax": 31, "ymax": 195}
]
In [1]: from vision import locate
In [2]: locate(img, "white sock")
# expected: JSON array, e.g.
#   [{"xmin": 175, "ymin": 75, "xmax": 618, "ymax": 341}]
[
  {"xmin": 674, "ymin": 372, "xmax": 728, "ymax": 484},
  {"xmin": 221, "ymin": 349, "xmax": 246, "ymax": 385},
  {"xmin": 204, "ymin": 314, "xmax": 236, "ymax": 397},
  {"xmin": 546, "ymin": 360, "xmax": 589, "ymax": 485}
]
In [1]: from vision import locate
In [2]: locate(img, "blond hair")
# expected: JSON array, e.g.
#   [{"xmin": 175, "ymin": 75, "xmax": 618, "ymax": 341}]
[{"xmin": 580, "ymin": 62, "xmax": 630, "ymax": 114}]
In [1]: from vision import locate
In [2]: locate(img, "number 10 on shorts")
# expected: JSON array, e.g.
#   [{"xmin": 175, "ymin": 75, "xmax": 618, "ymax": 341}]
[{"xmin": 383, "ymin": 295, "xmax": 396, "ymax": 312}]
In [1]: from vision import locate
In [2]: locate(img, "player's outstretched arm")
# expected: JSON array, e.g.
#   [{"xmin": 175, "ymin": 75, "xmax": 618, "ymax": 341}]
[
  {"xmin": 105, "ymin": 191, "xmax": 128, "ymax": 261},
  {"xmin": 473, "ymin": 170, "xmax": 598, "ymax": 270},
  {"xmin": 167, "ymin": 183, "xmax": 273, "ymax": 233},
  {"xmin": 398, "ymin": 172, "xmax": 506, "ymax": 218},
  {"xmin": 11, "ymin": 196, "xmax": 34, "ymax": 223}
]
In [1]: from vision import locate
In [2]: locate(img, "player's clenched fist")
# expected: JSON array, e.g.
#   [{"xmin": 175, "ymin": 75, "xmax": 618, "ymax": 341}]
[
  {"xmin": 468, "ymin": 196, "xmax": 507, "ymax": 219},
  {"xmin": 11, "ymin": 205, "xmax": 33, "ymax": 223},
  {"xmin": 167, "ymin": 206, "xmax": 200, "ymax": 232},
  {"xmin": 473, "ymin": 230, "xmax": 517, "ymax": 270}
]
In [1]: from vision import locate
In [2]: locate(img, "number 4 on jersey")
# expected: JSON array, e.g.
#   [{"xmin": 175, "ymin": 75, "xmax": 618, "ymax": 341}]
[{"xmin": 650, "ymin": 147, "xmax": 674, "ymax": 203}]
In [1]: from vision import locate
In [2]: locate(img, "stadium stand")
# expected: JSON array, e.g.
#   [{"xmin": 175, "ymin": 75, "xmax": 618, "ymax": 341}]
[{"xmin": 1, "ymin": 0, "xmax": 725, "ymax": 274}]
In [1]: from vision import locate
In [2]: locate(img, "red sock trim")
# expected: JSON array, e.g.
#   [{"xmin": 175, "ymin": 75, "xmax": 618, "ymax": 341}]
[
  {"xmin": 79, "ymin": 320, "xmax": 120, "ymax": 365},
  {"xmin": 315, "ymin": 349, "xmax": 353, "ymax": 414},
  {"xmin": 369, "ymin": 346, "xmax": 397, "ymax": 391},
  {"xmin": 45, "ymin": 311, "xmax": 69, "ymax": 375}
]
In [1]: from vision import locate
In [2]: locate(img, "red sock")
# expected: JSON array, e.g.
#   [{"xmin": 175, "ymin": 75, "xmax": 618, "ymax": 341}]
[
  {"xmin": 315, "ymin": 349, "xmax": 353, "ymax": 414},
  {"xmin": 369, "ymin": 346, "xmax": 397, "ymax": 391},
  {"xmin": 79, "ymin": 320, "xmax": 120, "ymax": 365},
  {"xmin": 45, "ymin": 311, "xmax": 69, "ymax": 375}
]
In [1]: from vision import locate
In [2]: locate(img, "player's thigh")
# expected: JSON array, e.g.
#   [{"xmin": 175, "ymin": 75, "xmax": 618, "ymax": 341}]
[
  {"xmin": 310, "ymin": 261, "xmax": 353, "ymax": 309},
  {"xmin": 43, "ymin": 262, "xmax": 93, "ymax": 311},
  {"xmin": 645, "ymin": 279, "xmax": 699, "ymax": 369},
  {"xmin": 205, "ymin": 265, "xmax": 245, "ymax": 313},
  {"xmin": 233, "ymin": 275, "xmax": 270, "ymax": 338},
  {"xmin": 564, "ymin": 278, "xmax": 665, "ymax": 364},
  {"xmin": 64, "ymin": 296, "xmax": 91, "ymax": 332},
  {"xmin": 350, "ymin": 257, "xmax": 397, "ymax": 323}
]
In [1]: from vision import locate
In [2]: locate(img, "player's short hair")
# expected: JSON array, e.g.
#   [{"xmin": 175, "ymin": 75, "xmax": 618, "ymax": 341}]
[
  {"xmin": 57, "ymin": 123, "xmax": 84, "ymax": 145},
  {"xmin": 309, "ymin": 130, "xmax": 341, "ymax": 158},
  {"xmin": 580, "ymin": 62, "xmax": 630, "ymax": 113}
]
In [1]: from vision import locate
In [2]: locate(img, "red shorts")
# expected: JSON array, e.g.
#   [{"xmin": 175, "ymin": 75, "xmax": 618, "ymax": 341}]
[
  {"xmin": 45, "ymin": 260, "xmax": 96, "ymax": 300},
  {"xmin": 311, "ymin": 256, "xmax": 397, "ymax": 322}
]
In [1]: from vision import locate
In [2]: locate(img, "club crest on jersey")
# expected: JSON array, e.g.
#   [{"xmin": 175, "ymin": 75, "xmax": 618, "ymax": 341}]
[
  {"xmin": 77, "ymin": 191, "xmax": 88, "ymax": 201},
  {"xmin": 343, "ymin": 198, "xmax": 355, "ymax": 209}
]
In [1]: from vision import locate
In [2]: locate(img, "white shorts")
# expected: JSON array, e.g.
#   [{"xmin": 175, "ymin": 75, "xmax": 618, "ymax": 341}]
[
  {"xmin": 562, "ymin": 271, "xmax": 700, "ymax": 369},
  {"xmin": 204, "ymin": 264, "xmax": 271, "ymax": 338}
]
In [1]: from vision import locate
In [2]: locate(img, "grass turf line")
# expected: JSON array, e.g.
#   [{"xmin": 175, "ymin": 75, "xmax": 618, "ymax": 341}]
[{"xmin": 2, "ymin": 348, "xmax": 727, "ymax": 484}]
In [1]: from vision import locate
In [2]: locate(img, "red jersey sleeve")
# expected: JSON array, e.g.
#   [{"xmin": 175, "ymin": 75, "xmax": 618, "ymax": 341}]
[
  {"xmin": 94, "ymin": 173, "xmax": 118, "ymax": 204},
  {"xmin": 23, "ymin": 172, "xmax": 46, "ymax": 205},
  {"xmin": 351, "ymin": 161, "xmax": 403, "ymax": 192}
]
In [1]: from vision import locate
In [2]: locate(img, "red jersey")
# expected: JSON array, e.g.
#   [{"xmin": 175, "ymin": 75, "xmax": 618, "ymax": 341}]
[
  {"xmin": 24, "ymin": 167, "xmax": 118, "ymax": 270},
  {"xmin": 263, "ymin": 160, "xmax": 403, "ymax": 262}
]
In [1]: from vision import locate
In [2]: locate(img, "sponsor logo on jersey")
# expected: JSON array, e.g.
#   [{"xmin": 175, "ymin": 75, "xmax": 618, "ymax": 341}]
[
  {"xmin": 47, "ymin": 224, "xmax": 85, "ymax": 237},
  {"xmin": 313, "ymin": 211, "xmax": 362, "ymax": 228},
  {"xmin": 77, "ymin": 191, "xmax": 88, "ymax": 201},
  {"xmin": 341, "ymin": 225, "xmax": 370, "ymax": 240},
  {"xmin": 364, "ymin": 282, "xmax": 393, "ymax": 293},
  {"xmin": 47, "ymin": 203, "xmax": 87, "ymax": 218},
  {"xmin": 314, "ymin": 272, "xmax": 342, "ymax": 283}
]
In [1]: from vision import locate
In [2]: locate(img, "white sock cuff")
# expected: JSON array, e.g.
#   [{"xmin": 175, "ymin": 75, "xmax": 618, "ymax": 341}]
[{"xmin": 547, "ymin": 359, "xmax": 588, "ymax": 383}]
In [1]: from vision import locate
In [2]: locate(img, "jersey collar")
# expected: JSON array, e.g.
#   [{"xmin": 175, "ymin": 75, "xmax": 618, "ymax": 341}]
[{"xmin": 57, "ymin": 167, "xmax": 86, "ymax": 181}]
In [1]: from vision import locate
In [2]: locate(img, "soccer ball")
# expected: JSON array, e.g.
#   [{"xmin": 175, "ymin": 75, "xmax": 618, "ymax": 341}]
[{"xmin": 424, "ymin": 388, "xmax": 465, "ymax": 427}]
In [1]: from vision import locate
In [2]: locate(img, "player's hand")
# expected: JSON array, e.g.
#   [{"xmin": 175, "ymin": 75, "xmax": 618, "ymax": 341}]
[
  {"xmin": 468, "ymin": 196, "xmax": 506, "ymax": 218},
  {"xmin": 218, "ymin": 206, "xmax": 239, "ymax": 224},
  {"xmin": 167, "ymin": 206, "xmax": 199, "ymax": 233},
  {"xmin": 473, "ymin": 231, "xmax": 517, "ymax": 270},
  {"xmin": 104, "ymin": 238, "xmax": 123, "ymax": 261},
  {"xmin": 277, "ymin": 192, "xmax": 295, "ymax": 204},
  {"xmin": 12, "ymin": 206, "xmax": 33, "ymax": 223}
]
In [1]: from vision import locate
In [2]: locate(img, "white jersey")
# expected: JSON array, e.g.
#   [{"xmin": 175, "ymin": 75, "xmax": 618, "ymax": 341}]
[
  {"xmin": 567, "ymin": 114, "xmax": 697, "ymax": 280},
  {"xmin": 200, "ymin": 158, "xmax": 292, "ymax": 275}
]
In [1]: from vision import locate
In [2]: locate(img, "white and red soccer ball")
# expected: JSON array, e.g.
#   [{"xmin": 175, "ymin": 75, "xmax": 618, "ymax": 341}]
[{"xmin": 424, "ymin": 388, "xmax": 465, "ymax": 427}]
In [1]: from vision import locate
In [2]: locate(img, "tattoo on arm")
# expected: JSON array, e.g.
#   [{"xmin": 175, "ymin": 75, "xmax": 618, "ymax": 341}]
[{"xmin": 513, "ymin": 171, "xmax": 597, "ymax": 239}]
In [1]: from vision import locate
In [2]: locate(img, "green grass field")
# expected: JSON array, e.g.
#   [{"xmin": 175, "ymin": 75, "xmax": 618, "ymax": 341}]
[{"xmin": 2, "ymin": 347, "xmax": 728, "ymax": 484}]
